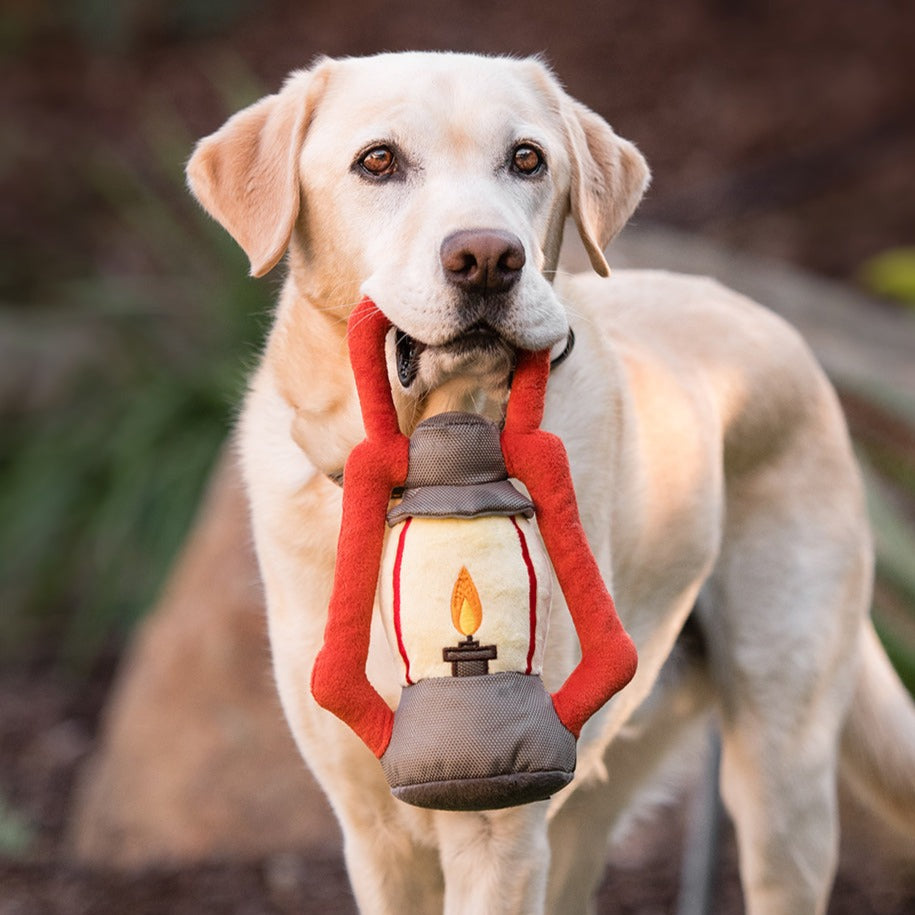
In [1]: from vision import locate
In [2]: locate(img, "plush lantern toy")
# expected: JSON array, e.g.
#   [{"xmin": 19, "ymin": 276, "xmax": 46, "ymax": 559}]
[{"xmin": 310, "ymin": 298, "xmax": 637, "ymax": 810}]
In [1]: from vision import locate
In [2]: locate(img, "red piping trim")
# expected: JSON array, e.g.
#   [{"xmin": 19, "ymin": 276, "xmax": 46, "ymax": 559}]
[
  {"xmin": 392, "ymin": 517, "xmax": 413, "ymax": 684},
  {"xmin": 511, "ymin": 516, "xmax": 538, "ymax": 675}
]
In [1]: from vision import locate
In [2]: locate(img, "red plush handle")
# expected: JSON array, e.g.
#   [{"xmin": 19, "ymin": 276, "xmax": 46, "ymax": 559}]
[
  {"xmin": 502, "ymin": 350, "xmax": 638, "ymax": 737},
  {"xmin": 346, "ymin": 298, "xmax": 402, "ymax": 441},
  {"xmin": 504, "ymin": 348, "xmax": 549, "ymax": 434},
  {"xmin": 311, "ymin": 299, "xmax": 408, "ymax": 757}
]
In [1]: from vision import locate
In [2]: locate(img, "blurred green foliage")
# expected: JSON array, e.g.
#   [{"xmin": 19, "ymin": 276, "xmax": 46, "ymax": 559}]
[
  {"xmin": 0, "ymin": 82, "xmax": 272, "ymax": 668},
  {"xmin": 859, "ymin": 248, "xmax": 915, "ymax": 309},
  {"xmin": 0, "ymin": 793, "xmax": 34, "ymax": 857},
  {"xmin": 1, "ymin": 0, "xmax": 257, "ymax": 55},
  {"xmin": 864, "ymin": 460, "xmax": 915, "ymax": 693},
  {"xmin": 857, "ymin": 266, "xmax": 915, "ymax": 694},
  {"xmin": 856, "ymin": 256, "xmax": 915, "ymax": 694}
]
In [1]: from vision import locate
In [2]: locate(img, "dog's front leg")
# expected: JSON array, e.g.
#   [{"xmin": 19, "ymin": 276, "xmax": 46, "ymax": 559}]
[
  {"xmin": 433, "ymin": 805, "xmax": 550, "ymax": 915},
  {"xmin": 253, "ymin": 484, "xmax": 448, "ymax": 915},
  {"xmin": 241, "ymin": 376, "xmax": 448, "ymax": 914}
]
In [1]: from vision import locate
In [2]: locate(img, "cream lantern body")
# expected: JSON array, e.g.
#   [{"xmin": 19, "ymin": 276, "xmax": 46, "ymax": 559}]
[{"xmin": 379, "ymin": 513, "xmax": 553, "ymax": 685}]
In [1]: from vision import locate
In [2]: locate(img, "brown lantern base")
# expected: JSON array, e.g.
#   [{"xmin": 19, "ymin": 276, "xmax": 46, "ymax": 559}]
[{"xmin": 380, "ymin": 672, "xmax": 576, "ymax": 811}]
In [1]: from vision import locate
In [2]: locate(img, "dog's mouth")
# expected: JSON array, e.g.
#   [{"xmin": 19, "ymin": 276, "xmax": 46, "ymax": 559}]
[
  {"xmin": 394, "ymin": 322, "xmax": 512, "ymax": 389},
  {"xmin": 394, "ymin": 329, "xmax": 427, "ymax": 388}
]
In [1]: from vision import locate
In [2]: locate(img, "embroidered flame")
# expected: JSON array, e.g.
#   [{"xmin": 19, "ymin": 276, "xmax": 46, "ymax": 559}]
[{"xmin": 451, "ymin": 566, "xmax": 483, "ymax": 636}]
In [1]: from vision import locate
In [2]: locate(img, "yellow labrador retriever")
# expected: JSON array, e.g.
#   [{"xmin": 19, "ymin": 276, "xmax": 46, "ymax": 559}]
[{"xmin": 187, "ymin": 51, "xmax": 915, "ymax": 915}]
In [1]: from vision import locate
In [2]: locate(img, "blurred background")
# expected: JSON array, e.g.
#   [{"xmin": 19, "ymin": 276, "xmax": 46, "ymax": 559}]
[{"xmin": 1, "ymin": 0, "xmax": 913, "ymax": 912}]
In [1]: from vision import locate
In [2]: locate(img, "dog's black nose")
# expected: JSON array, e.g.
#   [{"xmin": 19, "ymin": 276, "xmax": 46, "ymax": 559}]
[{"xmin": 440, "ymin": 229, "xmax": 525, "ymax": 294}]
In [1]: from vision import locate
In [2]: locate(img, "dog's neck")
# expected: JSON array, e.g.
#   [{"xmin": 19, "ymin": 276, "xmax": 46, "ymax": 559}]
[{"xmin": 269, "ymin": 281, "xmax": 364, "ymax": 477}]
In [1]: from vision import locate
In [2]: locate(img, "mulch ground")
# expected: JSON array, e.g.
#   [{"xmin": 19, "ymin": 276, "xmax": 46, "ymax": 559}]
[
  {"xmin": 2, "ymin": 0, "xmax": 915, "ymax": 911},
  {"xmin": 0, "ymin": 667, "xmax": 913, "ymax": 913}
]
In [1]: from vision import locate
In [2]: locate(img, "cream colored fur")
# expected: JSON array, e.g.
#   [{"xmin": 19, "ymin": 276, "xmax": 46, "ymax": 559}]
[{"xmin": 187, "ymin": 51, "xmax": 915, "ymax": 915}]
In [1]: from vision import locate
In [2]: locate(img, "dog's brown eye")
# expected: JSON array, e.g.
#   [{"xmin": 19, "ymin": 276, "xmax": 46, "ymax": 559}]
[
  {"xmin": 511, "ymin": 145, "xmax": 544, "ymax": 176},
  {"xmin": 359, "ymin": 146, "xmax": 397, "ymax": 177}
]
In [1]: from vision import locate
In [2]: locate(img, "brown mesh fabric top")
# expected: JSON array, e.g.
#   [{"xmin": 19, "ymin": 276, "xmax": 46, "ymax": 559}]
[{"xmin": 386, "ymin": 412, "xmax": 534, "ymax": 524}]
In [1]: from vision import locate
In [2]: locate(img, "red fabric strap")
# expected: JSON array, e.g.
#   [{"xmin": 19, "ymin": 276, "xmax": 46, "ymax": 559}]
[
  {"xmin": 502, "ymin": 349, "xmax": 637, "ymax": 737},
  {"xmin": 310, "ymin": 299, "xmax": 408, "ymax": 757}
]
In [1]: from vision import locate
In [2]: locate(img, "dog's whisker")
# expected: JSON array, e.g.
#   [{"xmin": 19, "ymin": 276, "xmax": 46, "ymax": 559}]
[
  {"xmin": 561, "ymin": 306, "xmax": 595, "ymax": 327},
  {"xmin": 342, "ymin": 307, "xmax": 385, "ymax": 340}
]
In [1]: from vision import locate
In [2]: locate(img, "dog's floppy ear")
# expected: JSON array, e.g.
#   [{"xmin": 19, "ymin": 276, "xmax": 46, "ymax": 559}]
[
  {"xmin": 186, "ymin": 63, "xmax": 330, "ymax": 277},
  {"xmin": 562, "ymin": 98, "xmax": 650, "ymax": 277}
]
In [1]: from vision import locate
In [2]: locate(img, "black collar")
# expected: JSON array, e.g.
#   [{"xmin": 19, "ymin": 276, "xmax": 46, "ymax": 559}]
[{"xmin": 549, "ymin": 326, "xmax": 576, "ymax": 370}]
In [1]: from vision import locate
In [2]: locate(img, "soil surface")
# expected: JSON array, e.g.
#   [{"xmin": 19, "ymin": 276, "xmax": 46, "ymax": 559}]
[
  {"xmin": 2, "ymin": 0, "xmax": 915, "ymax": 912},
  {"xmin": 1, "ymin": 668, "xmax": 913, "ymax": 914}
]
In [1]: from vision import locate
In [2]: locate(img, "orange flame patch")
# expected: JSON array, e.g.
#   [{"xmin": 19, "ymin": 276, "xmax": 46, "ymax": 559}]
[{"xmin": 451, "ymin": 566, "xmax": 483, "ymax": 636}]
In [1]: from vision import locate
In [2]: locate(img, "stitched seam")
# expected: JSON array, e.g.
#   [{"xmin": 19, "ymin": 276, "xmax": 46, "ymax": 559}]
[
  {"xmin": 511, "ymin": 516, "xmax": 538, "ymax": 676},
  {"xmin": 392, "ymin": 518, "xmax": 413, "ymax": 684}
]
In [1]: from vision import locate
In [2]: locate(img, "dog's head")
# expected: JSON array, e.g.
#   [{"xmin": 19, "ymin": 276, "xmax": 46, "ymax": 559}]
[{"xmin": 187, "ymin": 52, "xmax": 649, "ymax": 405}]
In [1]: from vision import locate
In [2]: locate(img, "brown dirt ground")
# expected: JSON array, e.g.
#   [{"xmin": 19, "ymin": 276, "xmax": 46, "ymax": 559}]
[
  {"xmin": 2, "ymin": 0, "xmax": 915, "ymax": 911},
  {"xmin": 0, "ymin": 668, "xmax": 913, "ymax": 914}
]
